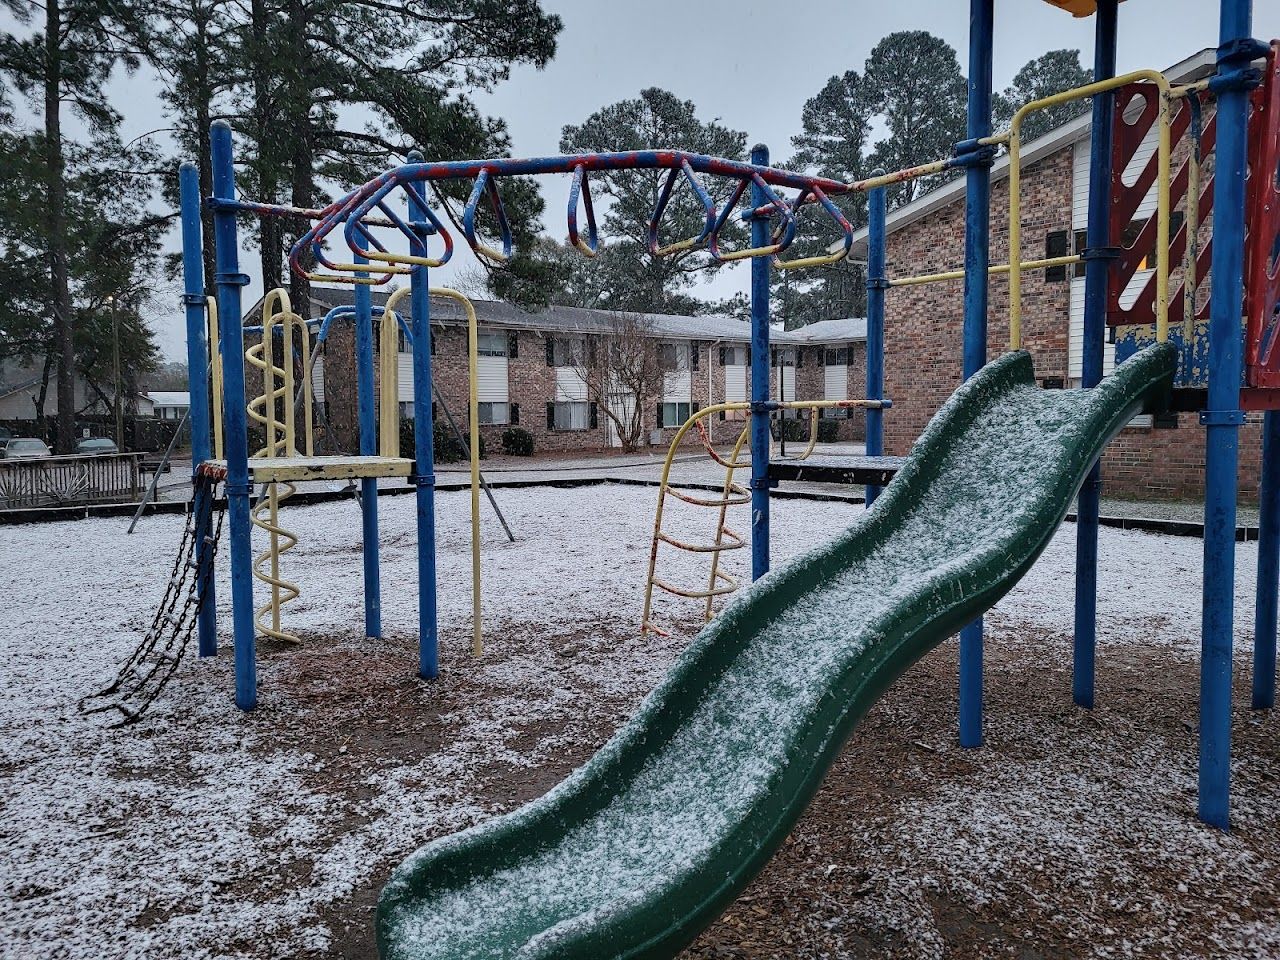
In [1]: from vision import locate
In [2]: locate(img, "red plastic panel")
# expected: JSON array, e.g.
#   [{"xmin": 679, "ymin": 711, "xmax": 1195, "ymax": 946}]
[
  {"xmin": 1106, "ymin": 84, "xmax": 1216, "ymax": 328},
  {"xmin": 1246, "ymin": 41, "xmax": 1280, "ymax": 388}
]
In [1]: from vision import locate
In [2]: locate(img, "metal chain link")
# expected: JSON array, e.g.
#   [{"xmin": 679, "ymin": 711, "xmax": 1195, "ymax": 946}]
[{"xmin": 81, "ymin": 473, "xmax": 227, "ymax": 727}]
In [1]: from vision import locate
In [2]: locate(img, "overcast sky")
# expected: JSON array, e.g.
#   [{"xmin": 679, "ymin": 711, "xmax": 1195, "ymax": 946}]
[{"xmin": 80, "ymin": 1, "xmax": 1280, "ymax": 357}]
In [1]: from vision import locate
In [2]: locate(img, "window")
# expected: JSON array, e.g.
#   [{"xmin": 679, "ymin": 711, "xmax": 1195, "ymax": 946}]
[
  {"xmin": 824, "ymin": 346, "xmax": 850, "ymax": 365},
  {"xmin": 400, "ymin": 401, "xmax": 415, "ymax": 419},
  {"xmin": 659, "ymin": 341, "xmax": 689, "ymax": 372},
  {"xmin": 547, "ymin": 401, "xmax": 594, "ymax": 430},
  {"xmin": 658, "ymin": 401, "xmax": 692, "ymax": 428},
  {"xmin": 772, "ymin": 348, "xmax": 796, "ymax": 367},
  {"xmin": 719, "ymin": 344, "xmax": 749, "ymax": 366},
  {"xmin": 1045, "ymin": 230, "xmax": 1070, "ymax": 281},
  {"xmin": 547, "ymin": 336, "xmax": 587, "ymax": 367},
  {"xmin": 479, "ymin": 401, "xmax": 510, "ymax": 425},
  {"xmin": 478, "ymin": 331, "xmax": 508, "ymax": 357}
]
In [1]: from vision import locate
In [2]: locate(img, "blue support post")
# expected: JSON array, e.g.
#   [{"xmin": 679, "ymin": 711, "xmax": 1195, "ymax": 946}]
[
  {"xmin": 1254, "ymin": 410, "xmax": 1280, "ymax": 709},
  {"xmin": 958, "ymin": 0, "xmax": 994, "ymax": 749},
  {"xmin": 748, "ymin": 143, "xmax": 772, "ymax": 581},
  {"xmin": 406, "ymin": 154, "xmax": 439, "ymax": 678},
  {"xmin": 353, "ymin": 253, "xmax": 382, "ymax": 640},
  {"xmin": 209, "ymin": 121, "xmax": 257, "ymax": 710},
  {"xmin": 865, "ymin": 186, "xmax": 887, "ymax": 506},
  {"xmin": 1199, "ymin": 0, "xmax": 1257, "ymax": 829},
  {"xmin": 179, "ymin": 162, "xmax": 218, "ymax": 658},
  {"xmin": 1074, "ymin": 0, "xmax": 1120, "ymax": 710}
]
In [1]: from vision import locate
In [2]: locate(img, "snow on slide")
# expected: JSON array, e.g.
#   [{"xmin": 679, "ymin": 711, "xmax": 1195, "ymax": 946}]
[{"xmin": 376, "ymin": 343, "xmax": 1178, "ymax": 960}]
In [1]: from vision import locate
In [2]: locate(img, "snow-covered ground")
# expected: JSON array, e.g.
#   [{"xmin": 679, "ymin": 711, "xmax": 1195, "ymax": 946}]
[{"xmin": 0, "ymin": 482, "xmax": 1275, "ymax": 959}]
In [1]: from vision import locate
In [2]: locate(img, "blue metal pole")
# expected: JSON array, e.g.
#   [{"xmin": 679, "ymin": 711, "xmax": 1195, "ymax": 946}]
[
  {"xmin": 749, "ymin": 143, "xmax": 772, "ymax": 581},
  {"xmin": 180, "ymin": 162, "xmax": 218, "ymax": 658},
  {"xmin": 353, "ymin": 252, "xmax": 382, "ymax": 640},
  {"xmin": 958, "ymin": 0, "xmax": 994, "ymax": 749},
  {"xmin": 406, "ymin": 153, "xmax": 439, "ymax": 678},
  {"xmin": 1199, "ymin": 0, "xmax": 1255, "ymax": 830},
  {"xmin": 865, "ymin": 186, "xmax": 886, "ymax": 506},
  {"xmin": 210, "ymin": 121, "xmax": 256, "ymax": 710},
  {"xmin": 1254, "ymin": 410, "xmax": 1280, "ymax": 709},
  {"xmin": 1074, "ymin": 0, "xmax": 1120, "ymax": 710}
]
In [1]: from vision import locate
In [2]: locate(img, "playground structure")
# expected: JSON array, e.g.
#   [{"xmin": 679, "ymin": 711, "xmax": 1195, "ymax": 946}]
[{"xmin": 171, "ymin": 0, "xmax": 1280, "ymax": 951}]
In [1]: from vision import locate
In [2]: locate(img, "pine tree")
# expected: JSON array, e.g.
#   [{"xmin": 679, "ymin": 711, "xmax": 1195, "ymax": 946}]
[
  {"xmin": 559, "ymin": 88, "xmax": 747, "ymax": 315},
  {"xmin": 0, "ymin": 0, "xmax": 151, "ymax": 450},
  {"xmin": 863, "ymin": 31, "xmax": 968, "ymax": 208},
  {"xmin": 995, "ymin": 49, "xmax": 1093, "ymax": 143}
]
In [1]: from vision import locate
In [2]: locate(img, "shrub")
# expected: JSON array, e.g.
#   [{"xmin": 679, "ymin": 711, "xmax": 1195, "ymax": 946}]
[
  {"xmin": 397, "ymin": 419, "xmax": 485, "ymax": 463},
  {"xmin": 779, "ymin": 418, "xmax": 809, "ymax": 442},
  {"xmin": 501, "ymin": 426, "xmax": 535, "ymax": 457},
  {"xmin": 817, "ymin": 420, "xmax": 839, "ymax": 443}
]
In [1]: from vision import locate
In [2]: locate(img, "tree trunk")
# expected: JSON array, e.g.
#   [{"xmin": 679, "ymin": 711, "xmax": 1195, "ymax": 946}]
[
  {"xmin": 194, "ymin": 10, "xmax": 217, "ymax": 296},
  {"xmin": 250, "ymin": 0, "xmax": 282, "ymax": 291},
  {"xmin": 285, "ymin": 0, "xmax": 312, "ymax": 319},
  {"xmin": 44, "ymin": 0, "xmax": 75, "ymax": 453}
]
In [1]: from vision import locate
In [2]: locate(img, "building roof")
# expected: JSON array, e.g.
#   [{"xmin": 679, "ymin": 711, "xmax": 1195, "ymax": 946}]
[
  {"xmin": 146, "ymin": 391, "xmax": 191, "ymax": 406},
  {"xmin": 845, "ymin": 48, "xmax": 1218, "ymax": 260},
  {"xmin": 299, "ymin": 287, "xmax": 865, "ymax": 344}
]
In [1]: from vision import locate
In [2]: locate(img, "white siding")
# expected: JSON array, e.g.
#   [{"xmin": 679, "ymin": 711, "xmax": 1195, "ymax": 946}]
[
  {"xmin": 776, "ymin": 366, "xmax": 796, "ymax": 401},
  {"xmin": 1068, "ymin": 277, "xmax": 1117, "ymax": 381},
  {"xmin": 476, "ymin": 356, "xmax": 508, "ymax": 403},
  {"xmin": 663, "ymin": 369, "xmax": 691, "ymax": 402},
  {"xmin": 556, "ymin": 367, "xmax": 588, "ymax": 402},
  {"xmin": 824, "ymin": 363, "xmax": 847, "ymax": 401},
  {"xmin": 312, "ymin": 354, "xmax": 326, "ymax": 403},
  {"xmin": 396, "ymin": 353, "xmax": 413, "ymax": 402},
  {"xmin": 724, "ymin": 366, "xmax": 746, "ymax": 403}
]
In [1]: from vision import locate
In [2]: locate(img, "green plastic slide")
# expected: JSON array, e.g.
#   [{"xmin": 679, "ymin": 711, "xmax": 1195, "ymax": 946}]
[{"xmin": 377, "ymin": 343, "xmax": 1177, "ymax": 960}]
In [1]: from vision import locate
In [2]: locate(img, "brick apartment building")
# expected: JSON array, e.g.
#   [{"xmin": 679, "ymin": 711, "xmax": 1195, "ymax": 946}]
[
  {"xmin": 263, "ymin": 289, "xmax": 868, "ymax": 457},
  {"xmin": 849, "ymin": 47, "xmax": 1264, "ymax": 502}
]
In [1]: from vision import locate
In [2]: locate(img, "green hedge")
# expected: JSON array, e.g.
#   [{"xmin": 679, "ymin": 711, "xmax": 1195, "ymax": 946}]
[
  {"xmin": 398, "ymin": 418, "xmax": 486, "ymax": 463},
  {"xmin": 501, "ymin": 427, "xmax": 535, "ymax": 456}
]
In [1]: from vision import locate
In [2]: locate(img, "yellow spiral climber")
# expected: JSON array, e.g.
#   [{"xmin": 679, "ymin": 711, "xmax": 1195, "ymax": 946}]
[{"xmin": 245, "ymin": 289, "xmax": 313, "ymax": 644}]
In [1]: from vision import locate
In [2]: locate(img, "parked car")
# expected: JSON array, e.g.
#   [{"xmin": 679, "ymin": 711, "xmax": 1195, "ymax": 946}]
[
  {"xmin": 76, "ymin": 437, "xmax": 119, "ymax": 455},
  {"xmin": 0, "ymin": 438, "xmax": 52, "ymax": 459}
]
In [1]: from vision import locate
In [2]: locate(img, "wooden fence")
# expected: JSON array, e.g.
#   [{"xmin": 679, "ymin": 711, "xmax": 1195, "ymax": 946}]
[{"xmin": 0, "ymin": 453, "xmax": 144, "ymax": 510}]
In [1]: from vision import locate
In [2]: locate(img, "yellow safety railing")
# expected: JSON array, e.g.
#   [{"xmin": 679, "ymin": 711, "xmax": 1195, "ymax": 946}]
[
  {"xmin": 245, "ymin": 288, "xmax": 314, "ymax": 645},
  {"xmin": 642, "ymin": 397, "xmax": 887, "ymax": 635},
  {"xmin": 983, "ymin": 69, "xmax": 1174, "ymax": 349},
  {"xmin": 208, "ymin": 296, "xmax": 224, "ymax": 461},
  {"xmin": 379, "ymin": 286, "xmax": 484, "ymax": 657},
  {"xmin": 887, "ymin": 254, "xmax": 1084, "ymax": 288}
]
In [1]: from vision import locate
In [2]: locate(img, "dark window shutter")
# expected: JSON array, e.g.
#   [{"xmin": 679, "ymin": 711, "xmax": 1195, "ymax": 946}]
[
  {"xmin": 510, "ymin": 403, "xmax": 519, "ymax": 425},
  {"xmin": 796, "ymin": 348, "xmax": 804, "ymax": 369},
  {"xmin": 546, "ymin": 402, "xmax": 555, "ymax": 429},
  {"xmin": 719, "ymin": 345, "xmax": 726, "ymax": 366},
  {"xmin": 546, "ymin": 338, "xmax": 555, "ymax": 366},
  {"xmin": 1045, "ymin": 230, "xmax": 1068, "ymax": 281},
  {"xmin": 430, "ymin": 330, "xmax": 437, "ymax": 355},
  {"xmin": 589, "ymin": 402, "xmax": 598, "ymax": 429},
  {"xmin": 770, "ymin": 347, "xmax": 777, "ymax": 366},
  {"xmin": 508, "ymin": 331, "xmax": 518, "ymax": 358},
  {"xmin": 718, "ymin": 409, "xmax": 725, "ymax": 421},
  {"xmin": 588, "ymin": 338, "xmax": 597, "ymax": 367},
  {"xmin": 691, "ymin": 341, "xmax": 700, "ymax": 370},
  {"xmin": 656, "ymin": 402, "xmax": 664, "ymax": 428}
]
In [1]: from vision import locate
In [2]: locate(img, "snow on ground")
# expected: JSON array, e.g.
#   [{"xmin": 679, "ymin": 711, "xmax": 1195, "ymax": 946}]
[{"xmin": 0, "ymin": 481, "xmax": 1274, "ymax": 958}]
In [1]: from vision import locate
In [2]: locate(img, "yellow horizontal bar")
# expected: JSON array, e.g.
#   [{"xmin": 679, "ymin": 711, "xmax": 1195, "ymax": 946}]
[
  {"xmin": 888, "ymin": 254, "xmax": 1083, "ymax": 288},
  {"xmin": 209, "ymin": 455, "xmax": 414, "ymax": 482}
]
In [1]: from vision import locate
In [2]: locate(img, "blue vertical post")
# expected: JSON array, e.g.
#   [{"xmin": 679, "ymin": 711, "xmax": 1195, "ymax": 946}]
[
  {"xmin": 353, "ymin": 252, "xmax": 382, "ymax": 639},
  {"xmin": 1254, "ymin": 410, "xmax": 1280, "ymax": 709},
  {"xmin": 180, "ymin": 162, "xmax": 218, "ymax": 658},
  {"xmin": 865, "ymin": 186, "xmax": 887, "ymax": 506},
  {"xmin": 1074, "ymin": 0, "xmax": 1120, "ymax": 710},
  {"xmin": 406, "ymin": 155, "xmax": 439, "ymax": 678},
  {"xmin": 749, "ymin": 143, "xmax": 772, "ymax": 581},
  {"xmin": 1199, "ymin": 0, "xmax": 1257, "ymax": 830},
  {"xmin": 957, "ymin": 0, "xmax": 994, "ymax": 749},
  {"xmin": 210, "ymin": 121, "xmax": 257, "ymax": 710}
]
